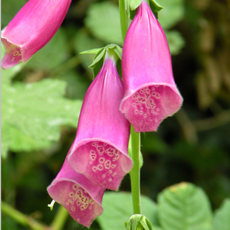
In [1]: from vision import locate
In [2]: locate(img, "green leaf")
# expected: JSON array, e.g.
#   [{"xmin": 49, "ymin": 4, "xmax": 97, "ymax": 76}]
[
  {"xmin": 165, "ymin": 30, "xmax": 185, "ymax": 55},
  {"xmin": 7, "ymin": 125, "xmax": 52, "ymax": 152},
  {"xmin": 26, "ymin": 28, "xmax": 69, "ymax": 70},
  {"xmin": 85, "ymin": 2, "xmax": 123, "ymax": 45},
  {"xmin": 1, "ymin": 78, "xmax": 82, "ymax": 157},
  {"xmin": 157, "ymin": 0, "xmax": 184, "ymax": 29},
  {"xmin": 1, "ymin": 124, "xmax": 11, "ymax": 158},
  {"xmin": 97, "ymin": 192, "xmax": 159, "ymax": 230},
  {"xmin": 213, "ymin": 199, "xmax": 230, "ymax": 230},
  {"xmin": 158, "ymin": 182, "xmax": 213, "ymax": 230}
]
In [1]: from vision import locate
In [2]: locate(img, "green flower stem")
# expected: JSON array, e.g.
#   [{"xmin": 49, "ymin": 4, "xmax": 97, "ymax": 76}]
[
  {"xmin": 119, "ymin": 0, "xmax": 142, "ymax": 215},
  {"xmin": 119, "ymin": 0, "xmax": 128, "ymax": 42},
  {"xmin": 51, "ymin": 205, "xmax": 69, "ymax": 230},
  {"xmin": 1, "ymin": 201, "xmax": 48, "ymax": 230},
  {"xmin": 130, "ymin": 126, "xmax": 141, "ymax": 214}
]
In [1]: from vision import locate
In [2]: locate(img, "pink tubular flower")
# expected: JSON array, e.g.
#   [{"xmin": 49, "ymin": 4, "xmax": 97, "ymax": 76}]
[
  {"xmin": 47, "ymin": 148, "xmax": 105, "ymax": 228},
  {"xmin": 68, "ymin": 55, "xmax": 133, "ymax": 191},
  {"xmin": 120, "ymin": 1, "xmax": 183, "ymax": 132},
  {"xmin": 1, "ymin": 0, "xmax": 71, "ymax": 69}
]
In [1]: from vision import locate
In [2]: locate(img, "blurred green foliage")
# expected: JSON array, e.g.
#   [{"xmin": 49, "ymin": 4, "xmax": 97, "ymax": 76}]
[
  {"xmin": 98, "ymin": 183, "xmax": 230, "ymax": 230},
  {"xmin": 1, "ymin": 0, "xmax": 230, "ymax": 229},
  {"xmin": 97, "ymin": 192, "xmax": 158, "ymax": 230}
]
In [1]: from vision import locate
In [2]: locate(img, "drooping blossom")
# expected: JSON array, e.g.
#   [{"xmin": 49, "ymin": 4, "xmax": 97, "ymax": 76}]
[
  {"xmin": 68, "ymin": 55, "xmax": 133, "ymax": 191},
  {"xmin": 1, "ymin": 0, "xmax": 71, "ymax": 69},
  {"xmin": 120, "ymin": 1, "xmax": 183, "ymax": 132},
  {"xmin": 47, "ymin": 147, "xmax": 105, "ymax": 228}
]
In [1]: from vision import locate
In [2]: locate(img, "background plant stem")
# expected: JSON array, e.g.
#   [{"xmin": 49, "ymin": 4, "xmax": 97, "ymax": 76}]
[
  {"xmin": 50, "ymin": 205, "xmax": 69, "ymax": 230},
  {"xmin": 1, "ymin": 200, "xmax": 69, "ymax": 230},
  {"xmin": 1, "ymin": 201, "xmax": 48, "ymax": 230}
]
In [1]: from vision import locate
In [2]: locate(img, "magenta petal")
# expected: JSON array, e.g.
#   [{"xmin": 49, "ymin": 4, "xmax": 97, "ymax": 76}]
[
  {"xmin": 120, "ymin": 1, "xmax": 183, "ymax": 132},
  {"xmin": 47, "ymin": 150, "xmax": 105, "ymax": 228},
  {"xmin": 1, "ymin": 0, "xmax": 71, "ymax": 69},
  {"xmin": 68, "ymin": 56, "xmax": 133, "ymax": 190}
]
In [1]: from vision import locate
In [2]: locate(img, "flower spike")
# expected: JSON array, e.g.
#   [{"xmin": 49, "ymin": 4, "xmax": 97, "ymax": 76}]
[
  {"xmin": 1, "ymin": 0, "xmax": 71, "ymax": 69},
  {"xmin": 68, "ymin": 55, "xmax": 133, "ymax": 190},
  {"xmin": 120, "ymin": 1, "xmax": 183, "ymax": 132}
]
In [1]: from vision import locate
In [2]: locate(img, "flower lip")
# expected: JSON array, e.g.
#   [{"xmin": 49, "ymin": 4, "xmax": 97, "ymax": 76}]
[
  {"xmin": 120, "ymin": 83, "xmax": 183, "ymax": 133},
  {"xmin": 1, "ymin": 37, "xmax": 23, "ymax": 69},
  {"xmin": 121, "ymin": 82, "xmax": 182, "ymax": 102},
  {"xmin": 47, "ymin": 146, "xmax": 105, "ymax": 228},
  {"xmin": 47, "ymin": 178, "xmax": 104, "ymax": 228},
  {"xmin": 68, "ymin": 138, "xmax": 133, "ymax": 190},
  {"xmin": 47, "ymin": 177, "xmax": 104, "ymax": 206}
]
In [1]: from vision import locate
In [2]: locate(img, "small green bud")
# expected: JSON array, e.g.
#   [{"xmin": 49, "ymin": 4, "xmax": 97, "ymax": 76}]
[{"xmin": 126, "ymin": 214, "xmax": 153, "ymax": 230}]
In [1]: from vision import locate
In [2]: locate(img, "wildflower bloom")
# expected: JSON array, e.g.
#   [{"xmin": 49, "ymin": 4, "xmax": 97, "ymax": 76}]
[
  {"xmin": 68, "ymin": 55, "xmax": 133, "ymax": 190},
  {"xmin": 120, "ymin": 1, "xmax": 183, "ymax": 132},
  {"xmin": 1, "ymin": 0, "xmax": 71, "ymax": 69},
  {"xmin": 47, "ymin": 148, "xmax": 105, "ymax": 228}
]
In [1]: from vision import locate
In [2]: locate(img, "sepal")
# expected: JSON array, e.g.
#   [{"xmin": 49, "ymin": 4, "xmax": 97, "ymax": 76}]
[
  {"xmin": 129, "ymin": 0, "xmax": 163, "ymax": 19},
  {"xmin": 81, "ymin": 44, "xmax": 122, "ymax": 78}
]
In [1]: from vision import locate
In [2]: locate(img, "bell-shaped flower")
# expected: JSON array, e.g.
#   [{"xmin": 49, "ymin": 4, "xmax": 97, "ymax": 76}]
[
  {"xmin": 1, "ymin": 0, "xmax": 71, "ymax": 69},
  {"xmin": 47, "ymin": 148, "xmax": 105, "ymax": 228},
  {"xmin": 68, "ymin": 55, "xmax": 133, "ymax": 191},
  {"xmin": 120, "ymin": 1, "xmax": 183, "ymax": 132}
]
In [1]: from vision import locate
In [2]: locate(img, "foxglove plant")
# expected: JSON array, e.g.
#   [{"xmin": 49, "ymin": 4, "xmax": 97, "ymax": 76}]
[
  {"xmin": 1, "ymin": 0, "xmax": 71, "ymax": 69},
  {"xmin": 120, "ymin": 1, "xmax": 183, "ymax": 132},
  {"xmin": 47, "ymin": 147, "xmax": 105, "ymax": 228},
  {"xmin": 68, "ymin": 55, "xmax": 133, "ymax": 191},
  {"xmin": 1, "ymin": 0, "xmax": 188, "ymax": 229}
]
